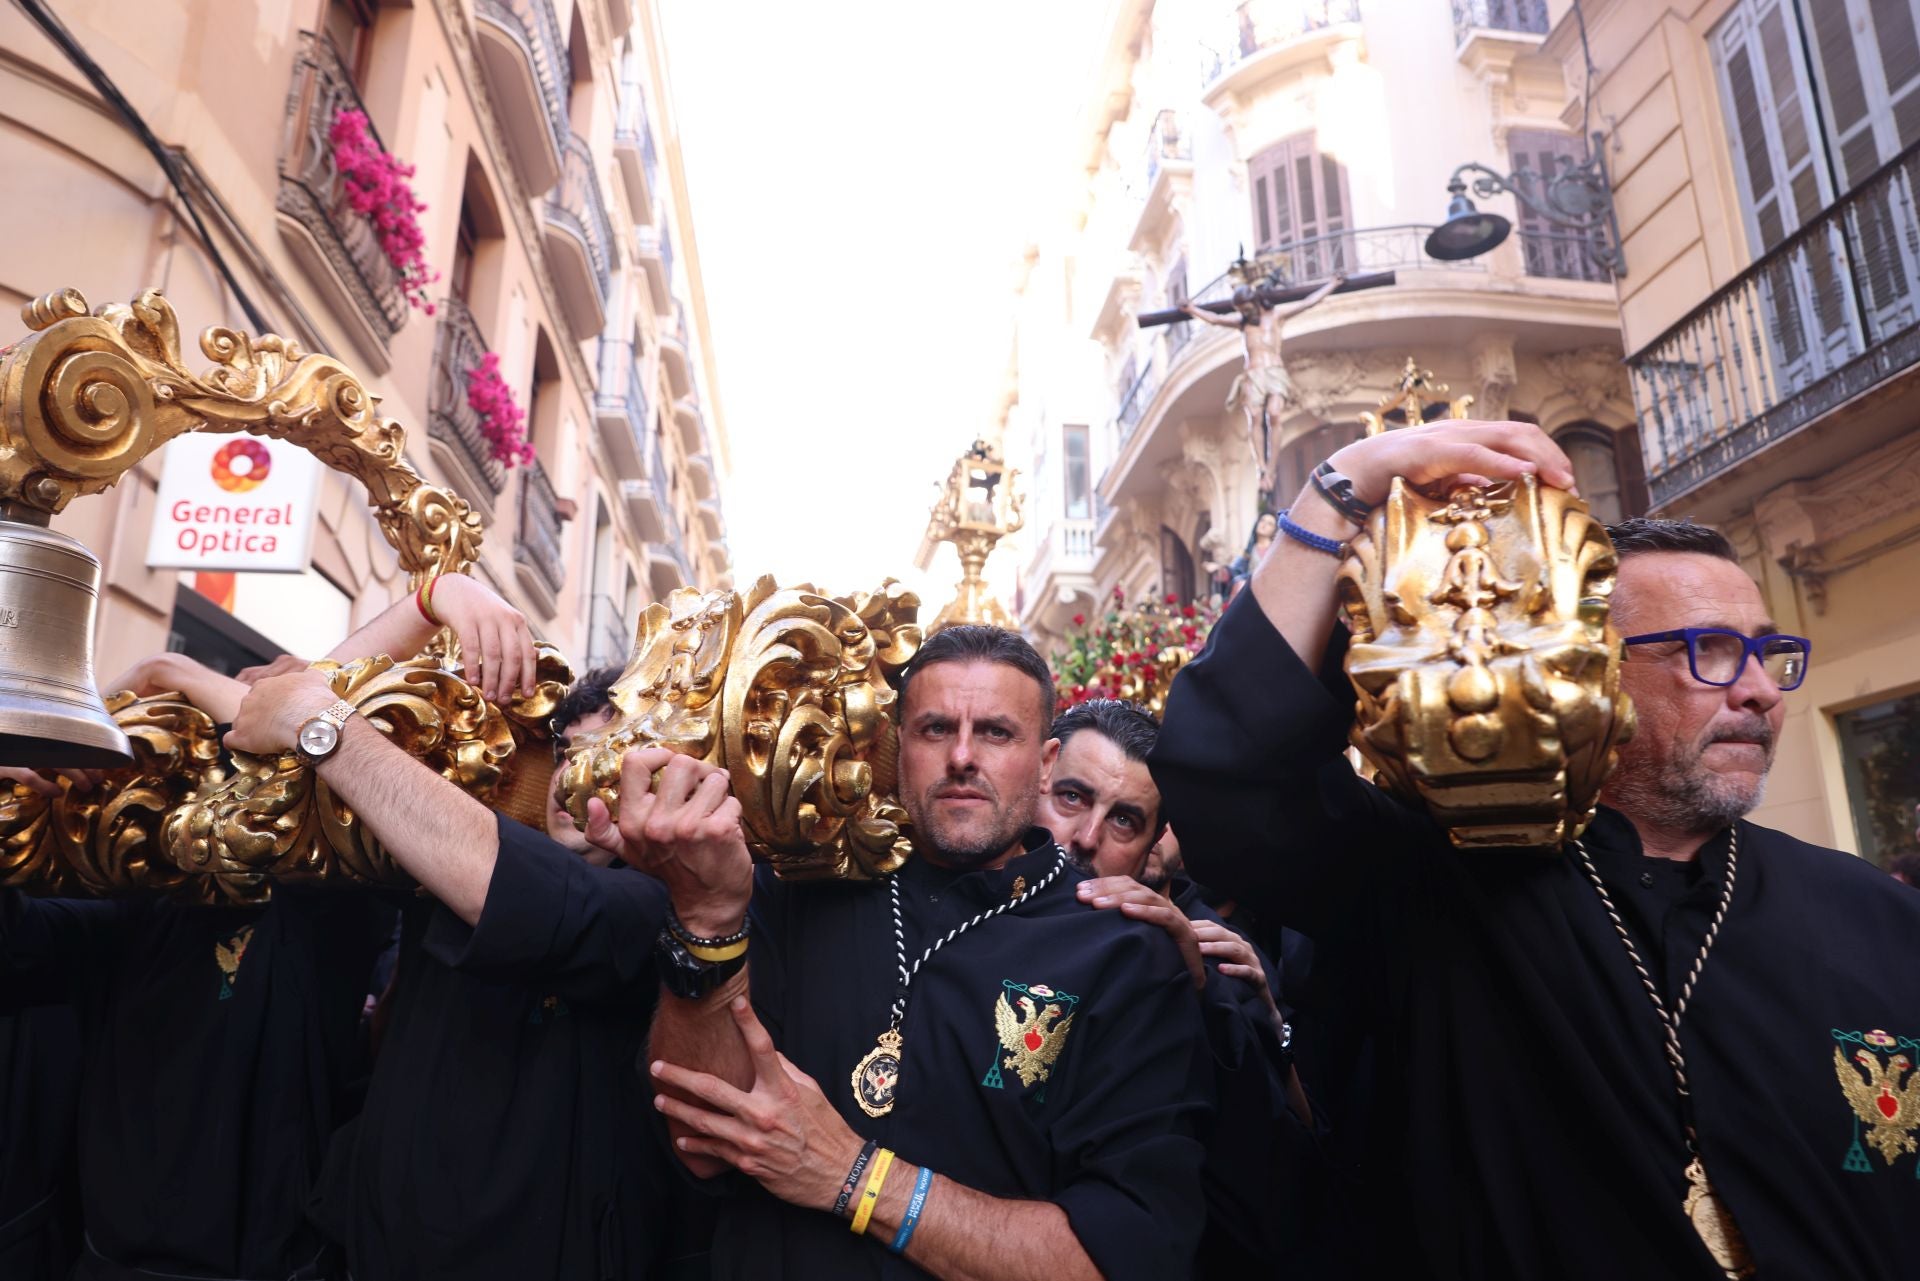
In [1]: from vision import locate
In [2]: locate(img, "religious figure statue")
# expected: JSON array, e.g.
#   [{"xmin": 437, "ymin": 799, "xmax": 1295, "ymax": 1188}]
[{"xmin": 1184, "ymin": 268, "xmax": 1345, "ymax": 502}]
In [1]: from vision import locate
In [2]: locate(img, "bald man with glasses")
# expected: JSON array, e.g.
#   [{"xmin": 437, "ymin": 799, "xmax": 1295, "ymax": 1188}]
[{"xmin": 1150, "ymin": 419, "xmax": 1920, "ymax": 1281}]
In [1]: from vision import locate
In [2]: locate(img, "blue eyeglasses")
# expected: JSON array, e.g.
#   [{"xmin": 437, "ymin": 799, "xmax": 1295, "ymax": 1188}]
[{"xmin": 1621, "ymin": 628, "xmax": 1812, "ymax": 691}]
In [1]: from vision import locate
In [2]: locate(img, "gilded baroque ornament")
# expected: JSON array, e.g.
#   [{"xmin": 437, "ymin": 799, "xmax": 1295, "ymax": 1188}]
[
  {"xmin": 561, "ymin": 577, "xmax": 923, "ymax": 882},
  {"xmin": 1335, "ymin": 365, "xmax": 1635, "ymax": 849}
]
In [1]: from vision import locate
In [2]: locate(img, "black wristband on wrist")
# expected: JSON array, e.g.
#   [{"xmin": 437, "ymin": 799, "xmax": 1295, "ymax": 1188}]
[
  {"xmin": 666, "ymin": 907, "xmax": 750, "ymax": 950},
  {"xmin": 833, "ymin": 1139, "xmax": 879, "ymax": 1219},
  {"xmin": 1309, "ymin": 460, "xmax": 1374, "ymax": 525}
]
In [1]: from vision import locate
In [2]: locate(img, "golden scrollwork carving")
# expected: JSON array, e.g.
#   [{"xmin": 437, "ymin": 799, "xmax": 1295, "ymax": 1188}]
[
  {"xmin": 562, "ymin": 577, "xmax": 923, "ymax": 881},
  {"xmin": 1336, "ymin": 474, "xmax": 1635, "ymax": 849},
  {"xmin": 158, "ymin": 649, "xmax": 571, "ymax": 904},
  {"xmin": 0, "ymin": 288, "xmax": 480, "ymax": 578},
  {"xmin": 0, "ymin": 691, "xmax": 229, "ymax": 899}
]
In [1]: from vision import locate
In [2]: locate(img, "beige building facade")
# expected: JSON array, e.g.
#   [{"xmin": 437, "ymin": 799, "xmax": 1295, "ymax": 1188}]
[
  {"xmin": 1536, "ymin": 0, "xmax": 1920, "ymax": 865},
  {"xmin": 1014, "ymin": 2, "xmax": 1633, "ymax": 662},
  {"xmin": 0, "ymin": 0, "xmax": 730, "ymax": 685}
]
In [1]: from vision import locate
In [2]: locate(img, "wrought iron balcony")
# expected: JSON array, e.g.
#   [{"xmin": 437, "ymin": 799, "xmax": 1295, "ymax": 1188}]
[
  {"xmin": 543, "ymin": 132, "xmax": 616, "ymax": 337},
  {"xmin": 1202, "ymin": 0, "xmax": 1362, "ymax": 84},
  {"xmin": 1519, "ymin": 228, "xmax": 1612, "ymax": 283},
  {"xmin": 1117, "ymin": 356, "xmax": 1162, "ymax": 445},
  {"xmin": 1451, "ymin": 0, "xmax": 1549, "ymax": 45},
  {"xmin": 474, "ymin": 0, "xmax": 569, "ymax": 193},
  {"xmin": 1144, "ymin": 110, "xmax": 1192, "ymax": 191},
  {"xmin": 513, "ymin": 455, "xmax": 568, "ymax": 602},
  {"xmin": 592, "ymin": 335, "xmax": 650, "ymax": 477},
  {"xmin": 585, "ymin": 592, "xmax": 631, "ymax": 670},
  {"xmin": 1628, "ymin": 140, "xmax": 1920, "ymax": 507},
  {"xmin": 276, "ymin": 32, "xmax": 408, "ymax": 347},
  {"xmin": 612, "ymin": 75, "xmax": 658, "ymax": 222},
  {"xmin": 634, "ymin": 225, "xmax": 672, "ymax": 312},
  {"xmin": 429, "ymin": 298, "xmax": 506, "ymax": 501}
]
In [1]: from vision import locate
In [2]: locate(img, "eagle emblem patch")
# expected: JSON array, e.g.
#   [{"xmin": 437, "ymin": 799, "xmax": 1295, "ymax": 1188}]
[
  {"xmin": 1832, "ymin": 1028, "xmax": 1919, "ymax": 1172},
  {"xmin": 982, "ymin": 981, "xmax": 1079, "ymax": 1091},
  {"xmin": 214, "ymin": 925, "xmax": 254, "ymax": 1001}
]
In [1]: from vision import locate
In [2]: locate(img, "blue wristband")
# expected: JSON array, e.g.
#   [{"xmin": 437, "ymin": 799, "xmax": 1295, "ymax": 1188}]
[
  {"xmin": 1276, "ymin": 508, "xmax": 1350, "ymax": 559},
  {"xmin": 889, "ymin": 1164, "xmax": 934, "ymax": 1254}
]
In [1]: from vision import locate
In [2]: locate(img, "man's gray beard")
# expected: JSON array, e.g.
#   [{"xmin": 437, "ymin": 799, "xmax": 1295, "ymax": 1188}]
[{"xmin": 1607, "ymin": 724, "xmax": 1772, "ymax": 832}]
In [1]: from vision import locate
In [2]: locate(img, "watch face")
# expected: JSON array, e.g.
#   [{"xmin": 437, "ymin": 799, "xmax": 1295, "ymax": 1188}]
[{"xmin": 298, "ymin": 718, "xmax": 340, "ymax": 757}]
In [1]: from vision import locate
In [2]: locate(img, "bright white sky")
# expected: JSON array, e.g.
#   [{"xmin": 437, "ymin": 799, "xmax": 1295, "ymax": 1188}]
[{"xmin": 659, "ymin": 1, "xmax": 1092, "ymax": 609}]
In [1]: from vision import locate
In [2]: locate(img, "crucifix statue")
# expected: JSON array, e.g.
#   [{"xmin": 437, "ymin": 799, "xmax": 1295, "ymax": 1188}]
[{"xmin": 1182, "ymin": 261, "xmax": 1345, "ymax": 504}]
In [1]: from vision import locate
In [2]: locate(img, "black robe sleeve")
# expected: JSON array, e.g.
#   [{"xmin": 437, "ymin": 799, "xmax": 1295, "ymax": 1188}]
[
  {"xmin": 1148, "ymin": 590, "xmax": 1434, "ymax": 937},
  {"xmin": 0, "ymin": 889, "xmax": 136, "ymax": 1008},
  {"xmin": 424, "ymin": 814, "xmax": 669, "ymax": 1004},
  {"xmin": 1048, "ymin": 940, "xmax": 1212, "ymax": 1281}
]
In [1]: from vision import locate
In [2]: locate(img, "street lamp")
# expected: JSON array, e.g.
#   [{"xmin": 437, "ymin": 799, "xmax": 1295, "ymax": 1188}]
[{"xmin": 1423, "ymin": 130, "xmax": 1626, "ymax": 276}]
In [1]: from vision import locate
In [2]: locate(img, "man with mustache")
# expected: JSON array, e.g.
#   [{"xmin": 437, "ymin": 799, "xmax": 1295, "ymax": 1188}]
[
  {"xmin": 593, "ymin": 625, "xmax": 1212, "ymax": 1279},
  {"xmin": 1151, "ymin": 419, "xmax": 1920, "ymax": 1281}
]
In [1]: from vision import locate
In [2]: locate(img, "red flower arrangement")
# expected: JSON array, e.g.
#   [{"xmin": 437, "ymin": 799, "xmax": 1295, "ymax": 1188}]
[
  {"xmin": 330, "ymin": 108, "xmax": 439, "ymax": 314},
  {"xmin": 464, "ymin": 352, "xmax": 534, "ymax": 467},
  {"xmin": 1053, "ymin": 592, "xmax": 1222, "ymax": 717}
]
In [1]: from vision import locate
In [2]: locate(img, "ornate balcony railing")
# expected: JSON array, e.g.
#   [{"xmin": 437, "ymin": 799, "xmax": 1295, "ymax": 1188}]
[
  {"xmin": 475, "ymin": 0, "xmax": 568, "ymax": 158},
  {"xmin": 1451, "ymin": 0, "xmax": 1549, "ymax": 44},
  {"xmin": 1628, "ymin": 138, "xmax": 1920, "ymax": 506},
  {"xmin": 429, "ymin": 298, "xmax": 506, "ymax": 496},
  {"xmin": 277, "ymin": 32, "xmax": 408, "ymax": 342},
  {"xmin": 1202, "ymin": 0, "xmax": 1362, "ymax": 85},
  {"xmin": 586, "ymin": 593, "xmax": 631, "ymax": 670},
  {"xmin": 514, "ymin": 456, "xmax": 567, "ymax": 597},
  {"xmin": 659, "ymin": 220, "xmax": 677, "ymax": 292},
  {"xmin": 594, "ymin": 335, "xmax": 650, "ymax": 461},
  {"xmin": 1144, "ymin": 110, "xmax": 1191, "ymax": 191},
  {"xmin": 1520, "ymin": 228, "xmax": 1613, "ymax": 283},
  {"xmin": 547, "ymin": 132, "xmax": 615, "ymax": 310},
  {"xmin": 615, "ymin": 77, "xmax": 658, "ymax": 199},
  {"xmin": 1117, "ymin": 355, "xmax": 1162, "ymax": 445}
]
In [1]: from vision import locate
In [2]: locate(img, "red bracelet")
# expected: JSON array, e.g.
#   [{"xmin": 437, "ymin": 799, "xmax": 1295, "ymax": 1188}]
[{"xmin": 415, "ymin": 578, "xmax": 441, "ymax": 626}]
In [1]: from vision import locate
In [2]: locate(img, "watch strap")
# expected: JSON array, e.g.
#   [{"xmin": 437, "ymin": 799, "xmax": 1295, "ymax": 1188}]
[{"xmin": 295, "ymin": 699, "xmax": 359, "ymax": 765}]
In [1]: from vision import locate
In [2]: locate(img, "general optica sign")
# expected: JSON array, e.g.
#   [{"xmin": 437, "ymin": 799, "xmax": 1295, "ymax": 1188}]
[{"xmin": 144, "ymin": 434, "xmax": 324, "ymax": 572}]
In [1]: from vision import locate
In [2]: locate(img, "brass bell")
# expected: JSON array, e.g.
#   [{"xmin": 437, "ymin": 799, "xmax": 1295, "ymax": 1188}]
[{"xmin": 0, "ymin": 515, "xmax": 133, "ymax": 767}]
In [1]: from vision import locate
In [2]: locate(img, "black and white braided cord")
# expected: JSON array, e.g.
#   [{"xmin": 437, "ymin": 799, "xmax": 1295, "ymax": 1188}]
[
  {"xmin": 885, "ymin": 847, "xmax": 1068, "ymax": 1027},
  {"xmin": 1570, "ymin": 826, "xmax": 1740, "ymax": 1124}
]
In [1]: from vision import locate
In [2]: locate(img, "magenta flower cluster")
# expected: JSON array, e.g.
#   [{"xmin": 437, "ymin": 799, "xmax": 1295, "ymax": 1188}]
[
  {"xmin": 329, "ymin": 108, "xmax": 439, "ymax": 314},
  {"xmin": 464, "ymin": 352, "xmax": 535, "ymax": 467}
]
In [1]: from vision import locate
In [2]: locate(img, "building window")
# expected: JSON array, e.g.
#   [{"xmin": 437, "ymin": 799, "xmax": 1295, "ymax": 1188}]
[
  {"xmin": 1160, "ymin": 527, "xmax": 1196, "ymax": 604},
  {"xmin": 1273, "ymin": 422, "xmax": 1363, "ymax": 510},
  {"xmin": 323, "ymin": 0, "xmax": 377, "ymax": 85},
  {"xmin": 1248, "ymin": 133, "xmax": 1352, "ymax": 280},
  {"xmin": 1835, "ymin": 687, "xmax": 1920, "ymax": 869},
  {"xmin": 1062, "ymin": 424, "xmax": 1091, "ymax": 520},
  {"xmin": 1505, "ymin": 129, "xmax": 1612, "ymax": 282}
]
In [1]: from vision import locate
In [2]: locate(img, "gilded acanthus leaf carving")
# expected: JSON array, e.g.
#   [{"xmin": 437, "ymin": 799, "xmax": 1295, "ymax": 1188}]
[{"xmin": 563, "ymin": 578, "xmax": 922, "ymax": 881}]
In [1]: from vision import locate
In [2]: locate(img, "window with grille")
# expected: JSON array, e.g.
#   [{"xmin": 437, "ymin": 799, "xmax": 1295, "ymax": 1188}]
[
  {"xmin": 1063, "ymin": 425, "xmax": 1091, "ymax": 520},
  {"xmin": 1505, "ymin": 130, "xmax": 1612, "ymax": 282},
  {"xmin": 1248, "ymin": 134, "xmax": 1353, "ymax": 280}
]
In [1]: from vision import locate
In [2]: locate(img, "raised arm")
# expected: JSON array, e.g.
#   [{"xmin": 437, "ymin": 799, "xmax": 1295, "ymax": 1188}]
[
  {"xmin": 105, "ymin": 651, "xmax": 247, "ymax": 723},
  {"xmin": 581, "ymin": 748, "xmax": 756, "ymax": 1179},
  {"xmin": 1181, "ymin": 302, "xmax": 1243, "ymax": 329},
  {"xmin": 322, "ymin": 573, "xmax": 538, "ymax": 704},
  {"xmin": 1151, "ymin": 420, "xmax": 1580, "ymax": 931}
]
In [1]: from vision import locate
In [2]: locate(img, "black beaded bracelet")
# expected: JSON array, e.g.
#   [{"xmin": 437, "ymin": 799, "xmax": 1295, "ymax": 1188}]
[
  {"xmin": 666, "ymin": 907, "xmax": 750, "ymax": 950},
  {"xmin": 834, "ymin": 1139, "xmax": 880, "ymax": 1219}
]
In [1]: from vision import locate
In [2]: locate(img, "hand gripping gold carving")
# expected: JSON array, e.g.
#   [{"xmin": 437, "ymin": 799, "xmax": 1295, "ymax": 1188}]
[
  {"xmin": 561, "ymin": 577, "xmax": 922, "ymax": 881},
  {"xmin": 1336, "ymin": 474, "xmax": 1635, "ymax": 850},
  {"xmin": 162, "ymin": 656, "xmax": 521, "ymax": 902}
]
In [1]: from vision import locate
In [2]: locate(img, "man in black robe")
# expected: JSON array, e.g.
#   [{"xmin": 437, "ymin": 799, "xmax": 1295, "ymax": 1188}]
[
  {"xmin": 1151, "ymin": 418, "xmax": 1920, "ymax": 1280},
  {"xmin": 589, "ymin": 625, "xmax": 1212, "ymax": 1280},
  {"xmin": 1036, "ymin": 697, "xmax": 1315, "ymax": 1276},
  {"xmin": 0, "ymin": 573, "xmax": 540, "ymax": 1281},
  {"xmin": 234, "ymin": 651, "xmax": 680, "ymax": 1280}
]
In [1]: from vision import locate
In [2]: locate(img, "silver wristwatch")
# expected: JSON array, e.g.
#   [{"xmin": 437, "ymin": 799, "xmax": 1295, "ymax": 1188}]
[{"xmin": 295, "ymin": 699, "xmax": 358, "ymax": 765}]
